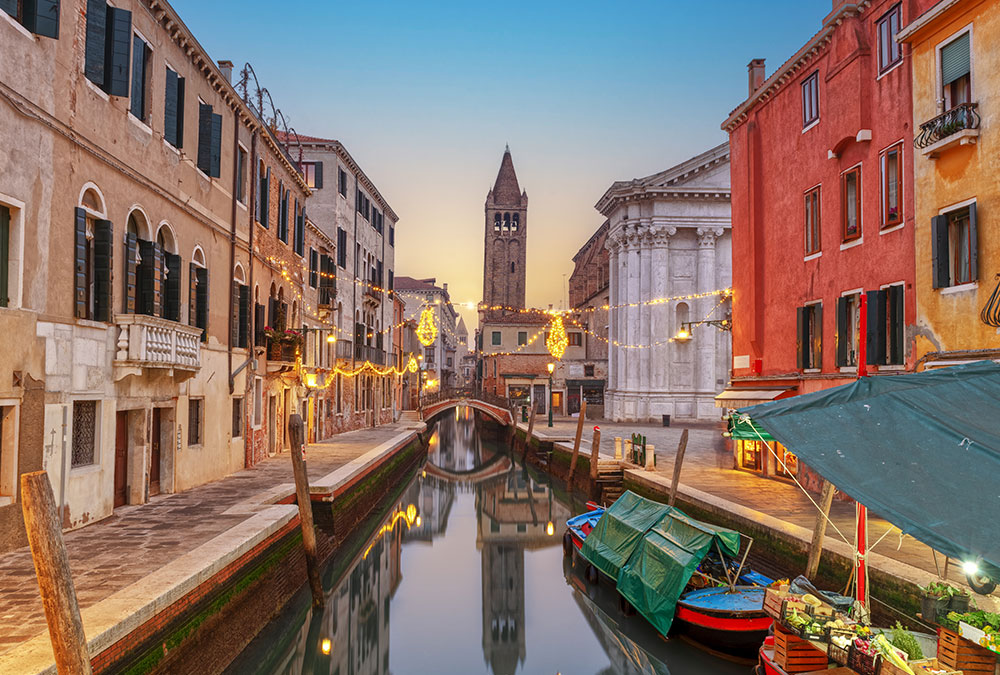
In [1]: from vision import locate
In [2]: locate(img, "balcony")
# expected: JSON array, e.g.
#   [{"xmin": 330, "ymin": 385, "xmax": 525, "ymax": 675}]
[
  {"xmin": 113, "ymin": 314, "xmax": 201, "ymax": 379},
  {"xmin": 355, "ymin": 343, "xmax": 387, "ymax": 365},
  {"xmin": 335, "ymin": 339, "xmax": 353, "ymax": 360},
  {"xmin": 915, "ymin": 102, "xmax": 980, "ymax": 158}
]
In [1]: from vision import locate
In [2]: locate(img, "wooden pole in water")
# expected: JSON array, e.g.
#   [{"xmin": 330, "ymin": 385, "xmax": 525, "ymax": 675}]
[
  {"xmin": 20, "ymin": 471, "xmax": 92, "ymax": 675},
  {"xmin": 288, "ymin": 414, "xmax": 324, "ymax": 608},
  {"xmin": 667, "ymin": 429, "xmax": 689, "ymax": 507},
  {"xmin": 806, "ymin": 480, "xmax": 836, "ymax": 579},
  {"xmin": 525, "ymin": 402, "xmax": 537, "ymax": 457},
  {"xmin": 589, "ymin": 427, "xmax": 602, "ymax": 481},
  {"xmin": 568, "ymin": 400, "xmax": 587, "ymax": 481}
]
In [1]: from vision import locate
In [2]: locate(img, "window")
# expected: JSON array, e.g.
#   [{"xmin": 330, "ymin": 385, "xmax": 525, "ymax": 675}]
[
  {"xmin": 253, "ymin": 377, "xmax": 263, "ymax": 427},
  {"xmin": 801, "ymin": 72, "xmax": 819, "ymax": 127},
  {"xmin": 424, "ymin": 347, "xmax": 435, "ymax": 364},
  {"xmin": 584, "ymin": 364, "xmax": 595, "ymax": 377},
  {"xmin": 841, "ymin": 166, "xmax": 861, "ymax": 241},
  {"xmin": 775, "ymin": 444, "xmax": 799, "ymax": 478},
  {"xmin": 517, "ymin": 331, "xmax": 527, "ymax": 346},
  {"xmin": 568, "ymin": 332, "xmax": 582, "ymax": 347},
  {"xmin": 73, "ymin": 207, "xmax": 113, "ymax": 322},
  {"xmin": 85, "ymin": 0, "xmax": 130, "ymax": 96},
  {"xmin": 163, "ymin": 67, "xmax": 185, "ymax": 149},
  {"xmin": 129, "ymin": 34, "xmax": 151, "ymax": 121},
  {"xmin": 189, "ymin": 253, "xmax": 209, "ymax": 341},
  {"xmin": 235, "ymin": 146, "xmax": 247, "ymax": 203},
  {"xmin": 231, "ymin": 397, "xmax": 242, "ymax": 438},
  {"xmin": 491, "ymin": 331, "xmax": 501, "ymax": 346},
  {"xmin": 389, "ymin": 225, "xmax": 395, "ymax": 247},
  {"xmin": 1, "ymin": 0, "xmax": 59, "ymax": 37},
  {"xmin": 876, "ymin": 4, "xmax": 902, "ymax": 74},
  {"xmin": 309, "ymin": 249, "xmax": 319, "ymax": 288},
  {"xmin": 338, "ymin": 168, "xmax": 347, "ymax": 197},
  {"xmin": 494, "ymin": 213, "xmax": 501, "ymax": 232},
  {"xmin": 804, "ymin": 186, "xmax": 821, "ymax": 255},
  {"xmin": 300, "ymin": 162, "xmax": 322, "ymax": 189},
  {"xmin": 865, "ymin": 286, "xmax": 904, "ymax": 366},
  {"xmin": 197, "ymin": 102, "xmax": 222, "ymax": 178},
  {"xmin": 293, "ymin": 199, "xmax": 305, "ymax": 256},
  {"xmin": 737, "ymin": 439, "xmax": 763, "ymax": 472},
  {"xmin": 932, "ymin": 204, "xmax": 978, "ymax": 288},
  {"xmin": 940, "ymin": 32, "xmax": 971, "ymax": 111},
  {"xmin": 257, "ymin": 163, "xmax": 270, "ymax": 226},
  {"xmin": 277, "ymin": 184, "xmax": 288, "ymax": 243},
  {"xmin": 512, "ymin": 213, "xmax": 519, "ymax": 231},
  {"xmin": 188, "ymin": 398, "xmax": 202, "ymax": 446},
  {"xmin": 71, "ymin": 400, "xmax": 97, "ymax": 468},
  {"xmin": 510, "ymin": 262, "xmax": 515, "ymax": 273},
  {"xmin": 0, "ymin": 205, "xmax": 9, "ymax": 308},
  {"xmin": 447, "ymin": 357, "xmax": 453, "ymax": 368},
  {"xmin": 796, "ymin": 303, "xmax": 822, "ymax": 370},
  {"xmin": 836, "ymin": 293, "xmax": 861, "ymax": 367},
  {"xmin": 880, "ymin": 144, "xmax": 903, "ymax": 228},
  {"xmin": 337, "ymin": 228, "xmax": 347, "ymax": 268}
]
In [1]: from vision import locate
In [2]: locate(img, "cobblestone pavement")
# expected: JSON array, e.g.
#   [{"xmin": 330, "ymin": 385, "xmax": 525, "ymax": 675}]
[{"xmin": 0, "ymin": 424, "xmax": 413, "ymax": 655}]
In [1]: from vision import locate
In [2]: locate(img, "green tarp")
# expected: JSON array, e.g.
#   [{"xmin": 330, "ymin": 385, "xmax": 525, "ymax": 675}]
[
  {"xmin": 738, "ymin": 360, "xmax": 1000, "ymax": 570},
  {"xmin": 579, "ymin": 491, "xmax": 742, "ymax": 635},
  {"xmin": 727, "ymin": 415, "xmax": 775, "ymax": 441}
]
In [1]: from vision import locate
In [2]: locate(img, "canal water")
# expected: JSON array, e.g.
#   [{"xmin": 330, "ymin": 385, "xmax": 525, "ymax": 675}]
[{"xmin": 226, "ymin": 409, "xmax": 747, "ymax": 674}]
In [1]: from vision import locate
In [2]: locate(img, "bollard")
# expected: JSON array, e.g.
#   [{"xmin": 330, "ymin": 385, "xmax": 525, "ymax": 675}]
[
  {"xmin": 614, "ymin": 437, "xmax": 622, "ymax": 460},
  {"xmin": 645, "ymin": 444, "xmax": 656, "ymax": 471},
  {"xmin": 623, "ymin": 439, "xmax": 633, "ymax": 465},
  {"xmin": 589, "ymin": 427, "xmax": 602, "ymax": 481},
  {"xmin": 288, "ymin": 414, "xmax": 324, "ymax": 608}
]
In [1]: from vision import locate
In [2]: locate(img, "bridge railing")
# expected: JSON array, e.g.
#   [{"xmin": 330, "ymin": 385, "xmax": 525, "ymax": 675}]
[{"xmin": 420, "ymin": 387, "xmax": 511, "ymax": 414}]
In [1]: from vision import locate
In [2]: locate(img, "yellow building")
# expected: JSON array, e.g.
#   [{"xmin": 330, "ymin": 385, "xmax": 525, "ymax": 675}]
[{"xmin": 899, "ymin": 0, "xmax": 1000, "ymax": 366}]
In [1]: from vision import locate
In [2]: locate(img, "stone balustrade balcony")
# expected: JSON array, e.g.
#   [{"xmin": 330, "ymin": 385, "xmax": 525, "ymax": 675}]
[{"xmin": 113, "ymin": 313, "xmax": 202, "ymax": 378}]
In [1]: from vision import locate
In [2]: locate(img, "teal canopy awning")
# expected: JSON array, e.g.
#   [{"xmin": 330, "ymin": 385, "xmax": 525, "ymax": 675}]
[
  {"xmin": 738, "ymin": 361, "xmax": 1000, "ymax": 570},
  {"xmin": 727, "ymin": 415, "xmax": 774, "ymax": 441}
]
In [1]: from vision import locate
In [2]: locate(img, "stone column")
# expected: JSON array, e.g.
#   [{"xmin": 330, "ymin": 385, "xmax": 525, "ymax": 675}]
[
  {"xmin": 650, "ymin": 225, "xmax": 673, "ymax": 392},
  {"xmin": 625, "ymin": 227, "xmax": 642, "ymax": 412},
  {"xmin": 617, "ymin": 228, "xmax": 630, "ymax": 399},
  {"xmin": 638, "ymin": 225, "xmax": 652, "ymax": 419},
  {"xmin": 696, "ymin": 228, "xmax": 723, "ymax": 406},
  {"xmin": 605, "ymin": 234, "xmax": 619, "ymax": 402}
]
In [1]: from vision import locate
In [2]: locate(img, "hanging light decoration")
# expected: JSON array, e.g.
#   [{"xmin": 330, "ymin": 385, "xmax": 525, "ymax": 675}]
[
  {"xmin": 417, "ymin": 306, "xmax": 438, "ymax": 346},
  {"xmin": 546, "ymin": 314, "xmax": 569, "ymax": 360},
  {"xmin": 406, "ymin": 355, "xmax": 418, "ymax": 373}
]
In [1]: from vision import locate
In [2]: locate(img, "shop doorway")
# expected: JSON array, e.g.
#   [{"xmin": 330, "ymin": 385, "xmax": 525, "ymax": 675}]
[
  {"xmin": 114, "ymin": 411, "xmax": 128, "ymax": 508},
  {"xmin": 532, "ymin": 384, "xmax": 546, "ymax": 414},
  {"xmin": 149, "ymin": 408, "xmax": 161, "ymax": 496},
  {"xmin": 552, "ymin": 391, "xmax": 563, "ymax": 416}
]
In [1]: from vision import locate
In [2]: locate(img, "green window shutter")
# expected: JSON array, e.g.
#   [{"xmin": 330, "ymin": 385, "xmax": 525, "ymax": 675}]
[
  {"xmin": 262, "ymin": 167, "xmax": 270, "ymax": 228},
  {"xmin": 888, "ymin": 286, "xmax": 903, "ymax": 365},
  {"xmin": 163, "ymin": 252, "xmax": 180, "ymax": 321},
  {"xmin": 278, "ymin": 186, "xmax": 287, "ymax": 242},
  {"xmin": 129, "ymin": 35, "xmax": 145, "ymax": 119},
  {"xmin": 103, "ymin": 6, "xmax": 131, "ymax": 97},
  {"xmin": 122, "ymin": 232, "xmax": 137, "ymax": 313},
  {"xmin": 314, "ymin": 162, "xmax": 323, "ymax": 189},
  {"xmin": 941, "ymin": 32, "xmax": 970, "ymax": 86},
  {"xmin": 0, "ymin": 206, "xmax": 9, "ymax": 307},
  {"xmin": 238, "ymin": 284, "xmax": 250, "ymax": 348},
  {"xmin": 230, "ymin": 280, "xmax": 240, "ymax": 347},
  {"xmin": 294, "ymin": 201, "xmax": 304, "ymax": 255},
  {"xmin": 73, "ymin": 208, "xmax": 88, "ymax": 318},
  {"xmin": 22, "ymin": 0, "xmax": 61, "ymax": 39},
  {"xmin": 835, "ymin": 297, "xmax": 848, "ymax": 367},
  {"xmin": 84, "ymin": 0, "xmax": 106, "ymax": 86},
  {"xmin": 93, "ymin": 219, "xmax": 113, "ymax": 322},
  {"xmin": 931, "ymin": 215, "xmax": 950, "ymax": 288},
  {"xmin": 164, "ymin": 68, "xmax": 182, "ymax": 147},
  {"xmin": 968, "ymin": 202, "xmax": 978, "ymax": 282},
  {"xmin": 866, "ymin": 290, "xmax": 887, "ymax": 366},
  {"xmin": 152, "ymin": 243, "xmax": 163, "ymax": 318},
  {"xmin": 138, "ymin": 239, "xmax": 156, "ymax": 315},
  {"xmin": 254, "ymin": 303, "xmax": 265, "ymax": 346},
  {"xmin": 796, "ymin": 306, "xmax": 806, "ymax": 369},
  {"xmin": 197, "ymin": 103, "xmax": 213, "ymax": 175},
  {"xmin": 188, "ymin": 262, "xmax": 197, "ymax": 326},
  {"xmin": 196, "ymin": 266, "xmax": 208, "ymax": 340},
  {"xmin": 209, "ymin": 111, "xmax": 222, "ymax": 178},
  {"xmin": 812, "ymin": 304, "xmax": 823, "ymax": 370},
  {"xmin": 309, "ymin": 250, "xmax": 318, "ymax": 288}
]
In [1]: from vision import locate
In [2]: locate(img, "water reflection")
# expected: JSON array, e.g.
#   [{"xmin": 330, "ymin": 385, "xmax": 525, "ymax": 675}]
[{"xmin": 226, "ymin": 408, "xmax": 743, "ymax": 675}]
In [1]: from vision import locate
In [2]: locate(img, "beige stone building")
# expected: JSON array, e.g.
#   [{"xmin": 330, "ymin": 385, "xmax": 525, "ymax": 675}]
[{"xmin": 0, "ymin": 0, "xmax": 313, "ymax": 552}]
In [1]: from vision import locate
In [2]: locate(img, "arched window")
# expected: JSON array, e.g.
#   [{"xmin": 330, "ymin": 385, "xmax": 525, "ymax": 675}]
[
  {"xmin": 512, "ymin": 213, "xmax": 519, "ymax": 231},
  {"xmin": 675, "ymin": 302, "xmax": 690, "ymax": 336},
  {"xmin": 150, "ymin": 222, "xmax": 181, "ymax": 321},
  {"xmin": 125, "ymin": 208, "xmax": 162, "ymax": 317},
  {"xmin": 503, "ymin": 212, "xmax": 510, "ymax": 231},
  {"xmin": 232, "ymin": 264, "xmax": 249, "ymax": 348},
  {"xmin": 73, "ymin": 185, "xmax": 111, "ymax": 321},
  {"xmin": 510, "ymin": 262, "xmax": 515, "ymax": 273},
  {"xmin": 494, "ymin": 213, "xmax": 501, "ymax": 232},
  {"xmin": 189, "ymin": 246, "xmax": 209, "ymax": 339}
]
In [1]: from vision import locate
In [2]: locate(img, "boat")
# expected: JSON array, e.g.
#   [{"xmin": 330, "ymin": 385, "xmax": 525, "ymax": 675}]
[
  {"xmin": 755, "ymin": 638, "xmax": 784, "ymax": 675},
  {"xmin": 564, "ymin": 491, "xmax": 773, "ymax": 655}
]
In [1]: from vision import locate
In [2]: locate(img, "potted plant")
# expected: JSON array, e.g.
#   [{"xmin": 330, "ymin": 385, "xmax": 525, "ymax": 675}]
[{"xmin": 921, "ymin": 582, "xmax": 967, "ymax": 622}]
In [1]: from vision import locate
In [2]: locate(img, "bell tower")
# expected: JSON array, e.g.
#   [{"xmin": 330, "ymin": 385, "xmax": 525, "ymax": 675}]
[{"xmin": 482, "ymin": 145, "xmax": 528, "ymax": 318}]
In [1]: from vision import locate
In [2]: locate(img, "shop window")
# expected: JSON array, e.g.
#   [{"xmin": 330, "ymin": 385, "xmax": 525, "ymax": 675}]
[
  {"xmin": 836, "ymin": 293, "xmax": 861, "ymax": 367},
  {"xmin": 932, "ymin": 204, "xmax": 977, "ymax": 288},
  {"xmin": 738, "ymin": 439, "xmax": 762, "ymax": 472},
  {"xmin": 71, "ymin": 400, "xmax": 98, "ymax": 468},
  {"xmin": 876, "ymin": 4, "xmax": 902, "ymax": 74},
  {"xmin": 841, "ymin": 166, "xmax": 862, "ymax": 241},
  {"xmin": 188, "ymin": 398, "xmax": 203, "ymax": 446},
  {"xmin": 804, "ymin": 186, "xmax": 821, "ymax": 255},
  {"xmin": 881, "ymin": 144, "xmax": 903, "ymax": 228},
  {"xmin": 775, "ymin": 444, "xmax": 799, "ymax": 478},
  {"xmin": 232, "ymin": 397, "xmax": 243, "ymax": 438}
]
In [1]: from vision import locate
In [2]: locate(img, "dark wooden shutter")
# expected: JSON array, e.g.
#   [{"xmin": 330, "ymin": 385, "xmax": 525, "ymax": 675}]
[
  {"xmin": 138, "ymin": 239, "xmax": 156, "ymax": 315},
  {"xmin": 866, "ymin": 289, "xmax": 887, "ymax": 366},
  {"xmin": 122, "ymin": 232, "xmax": 137, "ymax": 313},
  {"xmin": 238, "ymin": 284, "xmax": 250, "ymax": 348},
  {"xmin": 103, "ymin": 6, "xmax": 131, "ymax": 97},
  {"xmin": 188, "ymin": 261, "xmax": 197, "ymax": 326},
  {"xmin": 129, "ymin": 34, "xmax": 145, "ymax": 119},
  {"xmin": 0, "ymin": 206, "xmax": 8, "ymax": 307},
  {"xmin": 968, "ymin": 202, "xmax": 978, "ymax": 282},
  {"xmin": 164, "ymin": 69, "xmax": 183, "ymax": 148},
  {"xmin": 835, "ymin": 296, "xmax": 848, "ymax": 367},
  {"xmin": 931, "ymin": 214, "xmax": 950, "ymax": 289},
  {"xmin": 314, "ymin": 162, "xmax": 323, "ymax": 189},
  {"xmin": 278, "ymin": 303, "xmax": 287, "ymax": 332},
  {"xmin": 22, "ymin": 0, "xmax": 61, "ymax": 39},
  {"xmin": 93, "ymin": 219, "xmax": 113, "ymax": 322},
  {"xmin": 209, "ymin": 111, "xmax": 222, "ymax": 178},
  {"xmin": 309, "ymin": 249, "xmax": 318, "ymax": 288},
  {"xmin": 230, "ymin": 280, "xmax": 240, "ymax": 346},
  {"xmin": 84, "ymin": 0, "xmax": 106, "ymax": 86},
  {"xmin": 268, "ymin": 296, "xmax": 276, "ymax": 329},
  {"xmin": 197, "ymin": 103, "xmax": 212, "ymax": 175},
  {"xmin": 163, "ymin": 252, "xmax": 180, "ymax": 321},
  {"xmin": 254, "ymin": 303, "xmax": 265, "ymax": 346},
  {"xmin": 294, "ymin": 201, "xmax": 304, "ymax": 255},
  {"xmin": 888, "ymin": 285, "xmax": 903, "ymax": 365},
  {"xmin": 796, "ymin": 306, "xmax": 805, "ymax": 369},
  {"xmin": 196, "ymin": 266, "xmax": 208, "ymax": 340},
  {"xmin": 812, "ymin": 304, "xmax": 823, "ymax": 370},
  {"xmin": 74, "ymin": 208, "xmax": 88, "ymax": 318},
  {"xmin": 277, "ymin": 186, "xmax": 287, "ymax": 242},
  {"xmin": 261, "ymin": 167, "xmax": 270, "ymax": 227}
]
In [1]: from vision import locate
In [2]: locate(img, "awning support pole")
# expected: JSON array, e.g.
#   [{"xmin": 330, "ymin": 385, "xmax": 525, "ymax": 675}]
[
  {"xmin": 716, "ymin": 540, "xmax": 736, "ymax": 592},
  {"xmin": 733, "ymin": 538, "xmax": 753, "ymax": 588}
]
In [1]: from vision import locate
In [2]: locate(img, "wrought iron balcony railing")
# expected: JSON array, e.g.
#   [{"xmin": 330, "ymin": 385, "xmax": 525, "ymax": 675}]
[
  {"xmin": 915, "ymin": 102, "xmax": 980, "ymax": 150},
  {"xmin": 114, "ymin": 314, "xmax": 202, "ymax": 371},
  {"xmin": 335, "ymin": 339, "xmax": 353, "ymax": 360},
  {"xmin": 355, "ymin": 344, "xmax": 387, "ymax": 365}
]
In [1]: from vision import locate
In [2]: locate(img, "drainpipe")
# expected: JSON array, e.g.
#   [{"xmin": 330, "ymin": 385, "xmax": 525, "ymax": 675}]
[
  {"xmin": 228, "ymin": 107, "xmax": 240, "ymax": 395},
  {"xmin": 244, "ymin": 128, "xmax": 259, "ymax": 456}
]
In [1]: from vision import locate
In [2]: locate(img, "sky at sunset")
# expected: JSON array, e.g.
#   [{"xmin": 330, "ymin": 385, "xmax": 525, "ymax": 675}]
[{"xmin": 172, "ymin": 1, "xmax": 822, "ymax": 331}]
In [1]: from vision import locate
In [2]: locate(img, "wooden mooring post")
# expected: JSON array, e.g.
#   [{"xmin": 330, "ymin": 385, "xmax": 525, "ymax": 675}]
[
  {"xmin": 668, "ymin": 429, "xmax": 689, "ymax": 507},
  {"xmin": 589, "ymin": 426, "xmax": 602, "ymax": 481},
  {"xmin": 21, "ymin": 471, "xmax": 92, "ymax": 675},
  {"xmin": 288, "ymin": 414, "xmax": 324, "ymax": 608},
  {"xmin": 567, "ymin": 400, "xmax": 587, "ymax": 481},
  {"xmin": 524, "ymin": 403, "xmax": 537, "ymax": 457},
  {"xmin": 806, "ymin": 480, "xmax": 836, "ymax": 579}
]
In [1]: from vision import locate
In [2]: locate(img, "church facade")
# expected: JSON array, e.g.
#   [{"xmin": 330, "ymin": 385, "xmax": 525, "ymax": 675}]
[{"xmin": 596, "ymin": 143, "xmax": 733, "ymax": 423}]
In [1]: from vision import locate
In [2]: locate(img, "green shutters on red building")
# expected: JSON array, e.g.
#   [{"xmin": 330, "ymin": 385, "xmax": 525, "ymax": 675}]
[
  {"xmin": 164, "ymin": 68, "xmax": 184, "ymax": 148},
  {"xmin": 104, "ymin": 5, "xmax": 131, "ymax": 97},
  {"xmin": 122, "ymin": 232, "xmax": 138, "ymax": 313},
  {"xmin": 93, "ymin": 219, "xmax": 113, "ymax": 322},
  {"xmin": 73, "ymin": 207, "xmax": 88, "ymax": 319},
  {"xmin": 163, "ymin": 252, "xmax": 181, "ymax": 321}
]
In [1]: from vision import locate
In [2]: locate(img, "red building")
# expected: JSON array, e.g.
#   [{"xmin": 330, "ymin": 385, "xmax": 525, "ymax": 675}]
[{"xmin": 720, "ymin": 0, "xmax": 934, "ymax": 488}]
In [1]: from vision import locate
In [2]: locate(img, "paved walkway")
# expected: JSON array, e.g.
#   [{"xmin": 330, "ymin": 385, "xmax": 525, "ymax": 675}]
[
  {"xmin": 529, "ymin": 417, "xmax": 993, "ymax": 602},
  {"xmin": 0, "ymin": 423, "xmax": 414, "ymax": 657}
]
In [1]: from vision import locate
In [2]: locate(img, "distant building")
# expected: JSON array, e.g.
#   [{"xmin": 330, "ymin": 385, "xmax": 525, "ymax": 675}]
[
  {"xmin": 395, "ymin": 276, "xmax": 461, "ymax": 390},
  {"xmin": 597, "ymin": 143, "xmax": 732, "ymax": 423},
  {"xmin": 566, "ymin": 220, "xmax": 611, "ymax": 418}
]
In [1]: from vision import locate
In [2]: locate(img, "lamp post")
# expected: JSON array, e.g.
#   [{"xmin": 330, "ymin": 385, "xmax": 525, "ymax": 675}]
[{"xmin": 547, "ymin": 362, "xmax": 555, "ymax": 427}]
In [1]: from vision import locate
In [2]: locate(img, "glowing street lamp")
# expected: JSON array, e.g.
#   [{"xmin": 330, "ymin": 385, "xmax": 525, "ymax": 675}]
[{"xmin": 547, "ymin": 362, "xmax": 555, "ymax": 428}]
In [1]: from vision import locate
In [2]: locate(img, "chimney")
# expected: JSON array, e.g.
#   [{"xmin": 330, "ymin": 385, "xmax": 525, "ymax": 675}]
[
  {"xmin": 217, "ymin": 60, "xmax": 234, "ymax": 83},
  {"xmin": 442, "ymin": 283, "xmax": 448, "ymax": 293},
  {"xmin": 747, "ymin": 58, "xmax": 766, "ymax": 96}
]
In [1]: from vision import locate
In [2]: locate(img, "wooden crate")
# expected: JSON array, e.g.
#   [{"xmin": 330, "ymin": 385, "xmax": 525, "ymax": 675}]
[
  {"xmin": 775, "ymin": 623, "xmax": 829, "ymax": 673},
  {"xmin": 939, "ymin": 627, "xmax": 997, "ymax": 675},
  {"xmin": 764, "ymin": 588, "xmax": 788, "ymax": 619},
  {"xmin": 909, "ymin": 657, "xmax": 962, "ymax": 675}
]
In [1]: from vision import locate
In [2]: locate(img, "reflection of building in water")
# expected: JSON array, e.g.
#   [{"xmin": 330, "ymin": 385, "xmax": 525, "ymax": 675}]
[
  {"xmin": 476, "ymin": 467, "xmax": 571, "ymax": 675},
  {"xmin": 401, "ymin": 473, "xmax": 454, "ymax": 542}
]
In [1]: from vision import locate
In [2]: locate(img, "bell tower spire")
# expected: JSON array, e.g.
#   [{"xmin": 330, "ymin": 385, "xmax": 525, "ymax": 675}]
[{"xmin": 482, "ymin": 147, "xmax": 528, "ymax": 317}]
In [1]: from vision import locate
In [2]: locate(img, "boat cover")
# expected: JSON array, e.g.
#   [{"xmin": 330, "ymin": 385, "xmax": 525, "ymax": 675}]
[
  {"xmin": 579, "ymin": 491, "xmax": 668, "ymax": 580},
  {"xmin": 617, "ymin": 508, "xmax": 740, "ymax": 634},
  {"xmin": 738, "ymin": 360, "xmax": 1000, "ymax": 570}
]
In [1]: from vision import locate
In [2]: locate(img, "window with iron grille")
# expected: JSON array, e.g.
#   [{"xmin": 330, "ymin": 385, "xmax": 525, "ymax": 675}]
[
  {"xmin": 188, "ymin": 398, "xmax": 202, "ymax": 446},
  {"xmin": 71, "ymin": 400, "xmax": 97, "ymax": 468}
]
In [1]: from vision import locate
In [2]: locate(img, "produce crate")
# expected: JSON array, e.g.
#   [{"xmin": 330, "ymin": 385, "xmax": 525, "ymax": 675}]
[
  {"xmin": 909, "ymin": 657, "xmax": 961, "ymax": 675},
  {"xmin": 848, "ymin": 642, "xmax": 882, "ymax": 675},
  {"xmin": 827, "ymin": 640, "xmax": 850, "ymax": 665},
  {"xmin": 880, "ymin": 658, "xmax": 926, "ymax": 675},
  {"xmin": 938, "ymin": 627, "xmax": 997, "ymax": 675},
  {"xmin": 958, "ymin": 621, "xmax": 1000, "ymax": 654},
  {"xmin": 775, "ymin": 623, "xmax": 829, "ymax": 673},
  {"xmin": 796, "ymin": 624, "xmax": 827, "ymax": 642},
  {"xmin": 765, "ymin": 588, "xmax": 790, "ymax": 619}
]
